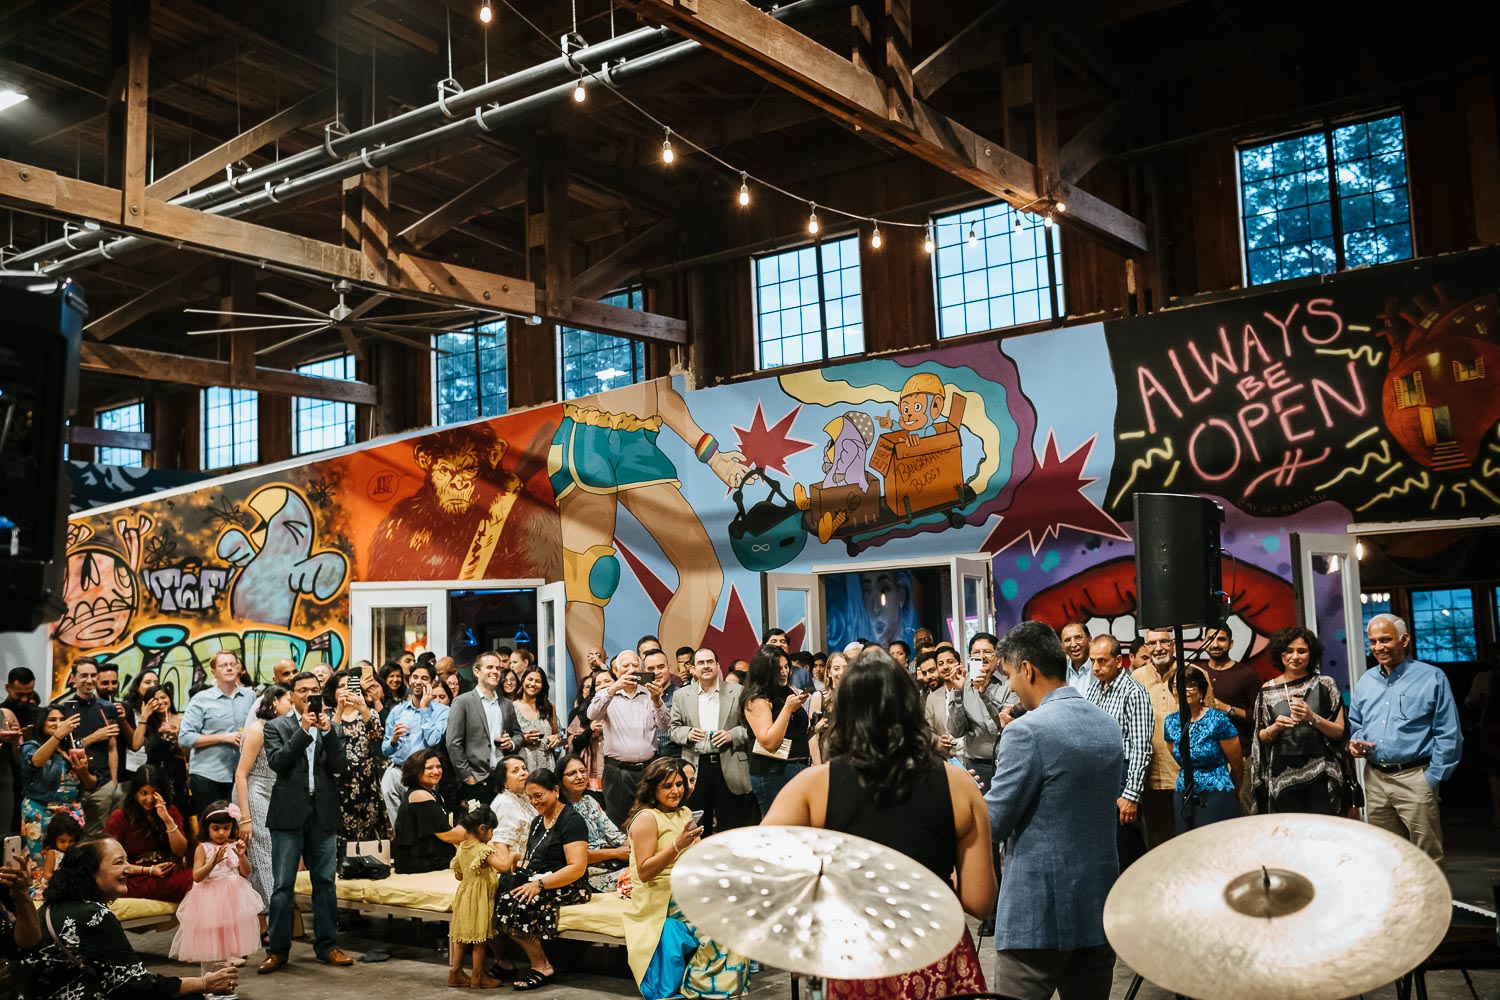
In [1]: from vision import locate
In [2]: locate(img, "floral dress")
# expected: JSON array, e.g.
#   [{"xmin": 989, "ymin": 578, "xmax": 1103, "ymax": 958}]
[
  {"xmin": 571, "ymin": 793, "xmax": 628, "ymax": 892},
  {"xmin": 335, "ymin": 712, "xmax": 390, "ymax": 850},
  {"xmin": 513, "ymin": 701, "xmax": 559, "ymax": 777},
  {"xmin": 24, "ymin": 900, "xmax": 183, "ymax": 1000},
  {"xmin": 19, "ymin": 740, "xmax": 84, "ymax": 880},
  {"xmin": 492, "ymin": 808, "xmax": 590, "ymax": 940}
]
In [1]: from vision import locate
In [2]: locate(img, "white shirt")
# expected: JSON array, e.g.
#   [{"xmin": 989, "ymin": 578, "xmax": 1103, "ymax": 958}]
[
  {"xmin": 477, "ymin": 689, "xmax": 504, "ymax": 767},
  {"xmin": 290, "ymin": 710, "xmax": 318, "ymax": 793},
  {"xmin": 1066, "ymin": 660, "xmax": 1093, "ymax": 693},
  {"xmin": 489, "ymin": 789, "xmax": 537, "ymax": 857},
  {"xmin": 697, "ymin": 684, "xmax": 722, "ymax": 753}
]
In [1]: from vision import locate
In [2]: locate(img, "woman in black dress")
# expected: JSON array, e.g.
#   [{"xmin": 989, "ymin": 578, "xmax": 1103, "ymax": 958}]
[
  {"xmin": 491, "ymin": 767, "xmax": 589, "ymax": 991},
  {"xmin": 391, "ymin": 750, "xmax": 465, "ymax": 874},
  {"xmin": 743, "ymin": 644, "xmax": 813, "ymax": 815},
  {"xmin": 762, "ymin": 648, "xmax": 997, "ymax": 998},
  {"xmin": 1250, "ymin": 626, "xmax": 1351, "ymax": 816}
]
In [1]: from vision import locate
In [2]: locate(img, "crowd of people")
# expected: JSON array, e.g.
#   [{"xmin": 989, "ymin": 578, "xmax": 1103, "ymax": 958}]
[{"xmin": 0, "ymin": 610, "xmax": 1475, "ymax": 1000}]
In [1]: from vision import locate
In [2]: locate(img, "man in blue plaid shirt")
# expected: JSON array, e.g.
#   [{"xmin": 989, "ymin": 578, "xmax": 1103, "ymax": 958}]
[{"xmin": 1083, "ymin": 634, "xmax": 1153, "ymax": 869}]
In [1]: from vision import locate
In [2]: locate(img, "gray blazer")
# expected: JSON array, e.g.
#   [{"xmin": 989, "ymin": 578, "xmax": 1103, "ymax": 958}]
[
  {"xmin": 444, "ymin": 688, "xmax": 524, "ymax": 785},
  {"xmin": 984, "ymin": 685, "xmax": 1125, "ymax": 951},
  {"xmin": 669, "ymin": 681, "xmax": 751, "ymax": 796}
]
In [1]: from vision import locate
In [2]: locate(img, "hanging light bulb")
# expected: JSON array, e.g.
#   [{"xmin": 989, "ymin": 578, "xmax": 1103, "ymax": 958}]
[
  {"xmin": 807, "ymin": 203, "xmax": 820, "ymax": 235},
  {"xmin": 870, "ymin": 223, "xmax": 882, "ymax": 250},
  {"xmin": 922, "ymin": 221, "xmax": 934, "ymax": 254},
  {"xmin": 661, "ymin": 127, "xmax": 674, "ymax": 164},
  {"xmin": 1043, "ymin": 213, "xmax": 1054, "ymax": 228},
  {"xmin": 738, "ymin": 171, "xmax": 750, "ymax": 207},
  {"xmin": 1013, "ymin": 213, "xmax": 1024, "ymax": 232},
  {"xmin": 572, "ymin": 75, "xmax": 586, "ymax": 103},
  {"xmin": 966, "ymin": 222, "xmax": 978, "ymax": 246},
  {"xmin": 1055, "ymin": 201, "xmax": 1067, "ymax": 214},
  {"xmin": 479, "ymin": 0, "xmax": 493, "ymax": 24}
]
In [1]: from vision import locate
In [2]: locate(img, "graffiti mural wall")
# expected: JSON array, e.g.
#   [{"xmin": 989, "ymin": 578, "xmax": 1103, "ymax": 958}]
[{"xmin": 50, "ymin": 251, "xmax": 1500, "ymax": 697}]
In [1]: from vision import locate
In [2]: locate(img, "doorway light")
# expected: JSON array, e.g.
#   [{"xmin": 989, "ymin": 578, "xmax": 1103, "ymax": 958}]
[
  {"xmin": 0, "ymin": 90, "xmax": 28, "ymax": 112},
  {"xmin": 1355, "ymin": 540, "xmax": 1365, "ymax": 560}
]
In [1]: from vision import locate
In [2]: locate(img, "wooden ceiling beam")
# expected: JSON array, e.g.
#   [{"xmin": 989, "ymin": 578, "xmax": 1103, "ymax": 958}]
[
  {"xmin": 83, "ymin": 259, "xmax": 221, "ymax": 340},
  {"xmin": 79, "ymin": 340, "xmax": 378, "ymax": 404},
  {"xmin": 616, "ymin": 0, "xmax": 1146, "ymax": 253},
  {"xmin": 0, "ymin": 1, "xmax": 91, "ymax": 50},
  {"xmin": 573, "ymin": 219, "xmax": 680, "ymax": 300},
  {"xmin": 1058, "ymin": 98, "xmax": 1133, "ymax": 184},
  {"xmin": 397, "ymin": 158, "xmax": 532, "ymax": 251},
  {"xmin": 67, "ymin": 424, "xmax": 153, "ymax": 452},
  {"xmin": 911, "ymin": 0, "xmax": 1014, "ymax": 100}
]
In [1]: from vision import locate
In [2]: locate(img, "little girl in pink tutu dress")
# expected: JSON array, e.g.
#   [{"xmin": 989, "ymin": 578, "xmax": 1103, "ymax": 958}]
[{"xmin": 170, "ymin": 801, "xmax": 263, "ymax": 988}]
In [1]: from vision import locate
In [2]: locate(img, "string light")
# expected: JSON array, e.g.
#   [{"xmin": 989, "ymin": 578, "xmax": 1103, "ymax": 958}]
[
  {"xmin": 661, "ymin": 127, "xmax": 674, "ymax": 164},
  {"xmin": 1013, "ymin": 214, "xmax": 1024, "ymax": 232},
  {"xmin": 1055, "ymin": 201, "xmax": 1067, "ymax": 214},
  {"xmin": 966, "ymin": 223, "xmax": 978, "ymax": 246},
  {"xmin": 1043, "ymin": 213, "xmax": 1054, "ymax": 228},
  {"xmin": 572, "ymin": 75, "xmax": 586, "ymax": 103},
  {"xmin": 922, "ymin": 221, "xmax": 934, "ymax": 254},
  {"xmin": 738, "ymin": 172, "xmax": 750, "ymax": 207},
  {"xmin": 479, "ymin": 0, "xmax": 492, "ymax": 24},
  {"xmin": 807, "ymin": 203, "xmax": 820, "ymax": 235},
  {"xmin": 870, "ymin": 224, "xmax": 882, "ymax": 250}
]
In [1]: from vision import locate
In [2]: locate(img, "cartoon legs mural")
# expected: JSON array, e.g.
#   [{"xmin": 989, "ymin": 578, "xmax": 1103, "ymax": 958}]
[{"xmin": 549, "ymin": 380, "xmax": 750, "ymax": 678}]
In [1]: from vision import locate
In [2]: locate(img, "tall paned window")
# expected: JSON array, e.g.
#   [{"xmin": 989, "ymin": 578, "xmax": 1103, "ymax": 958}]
[
  {"xmin": 754, "ymin": 237, "xmax": 863, "ymax": 370},
  {"xmin": 294, "ymin": 354, "xmax": 357, "ymax": 455},
  {"xmin": 95, "ymin": 402, "xmax": 145, "ymax": 466},
  {"xmin": 933, "ymin": 202, "xmax": 1063, "ymax": 338},
  {"xmin": 201, "ymin": 387, "xmax": 258, "ymax": 470},
  {"xmin": 433, "ymin": 321, "xmax": 508, "ymax": 425},
  {"xmin": 560, "ymin": 288, "xmax": 647, "ymax": 400},
  {"xmin": 1238, "ymin": 113, "xmax": 1413, "ymax": 286}
]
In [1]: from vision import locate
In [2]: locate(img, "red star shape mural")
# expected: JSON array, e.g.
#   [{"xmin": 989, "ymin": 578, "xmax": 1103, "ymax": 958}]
[
  {"xmin": 731, "ymin": 402, "xmax": 815, "ymax": 478},
  {"xmin": 981, "ymin": 431, "xmax": 1130, "ymax": 556}
]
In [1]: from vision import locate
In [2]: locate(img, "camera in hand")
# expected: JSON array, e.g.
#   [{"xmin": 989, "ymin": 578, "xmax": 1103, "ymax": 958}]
[
  {"xmin": 307, "ymin": 693, "xmax": 323, "ymax": 718},
  {"xmin": 633, "ymin": 671, "xmax": 654, "ymax": 685}
]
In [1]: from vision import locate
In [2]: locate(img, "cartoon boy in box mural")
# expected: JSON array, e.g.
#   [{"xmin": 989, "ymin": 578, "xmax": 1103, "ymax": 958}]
[{"xmin": 791, "ymin": 371, "xmax": 977, "ymax": 552}]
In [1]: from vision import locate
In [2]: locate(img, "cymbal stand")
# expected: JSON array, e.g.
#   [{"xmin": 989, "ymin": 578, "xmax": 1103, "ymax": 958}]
[{"xmin": 790, "ymin": 974, "xmax": 826, "ymax": 1000}]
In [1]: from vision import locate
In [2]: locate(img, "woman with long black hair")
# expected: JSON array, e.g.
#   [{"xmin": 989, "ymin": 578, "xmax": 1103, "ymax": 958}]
[
  {"xmin": 742, "ymin": 644, "xmax": 812, "ymax": 815},
  {"xmin": 762, "ymin": 648, "xmax": 997, "ymax": 998}
]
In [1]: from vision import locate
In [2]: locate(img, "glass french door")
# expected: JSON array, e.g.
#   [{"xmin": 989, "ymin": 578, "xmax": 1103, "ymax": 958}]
[
  {"xmin": 951, "ymin": 555, "xmax": 995, "ymax": 652},
  {"xmin": 764, "ymin": 572, "xmax": 823, "ymax": 653},
  {"xmin": 348, "ymin": 584, "xmax": 447, "ymax": 668},
  {"xmin": 537, "ymin": 581, "xmax": 571, "ymax": 711},
  {"xmin": 1291, "ymin": 532, "xmax": 1365, "ymax": 688}
]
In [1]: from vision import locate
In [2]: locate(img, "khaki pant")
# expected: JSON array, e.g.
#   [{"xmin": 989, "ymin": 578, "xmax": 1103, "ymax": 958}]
[{"xmin": 1365, "ymin": 765, "xmax": 1444, "ymax": 870}]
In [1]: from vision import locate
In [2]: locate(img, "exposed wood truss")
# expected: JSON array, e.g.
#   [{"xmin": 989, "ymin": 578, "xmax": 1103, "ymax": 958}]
[
  {"xmin": 79, "ymin": 340, "xmax": 379, "ymax": 404},
  {"xmin": 617, "ymin": 0, "xmax": 1148, "ymax": 253}
]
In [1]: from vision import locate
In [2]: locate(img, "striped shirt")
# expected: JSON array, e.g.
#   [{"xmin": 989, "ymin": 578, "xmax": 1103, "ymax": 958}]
[{"xmin": 1084, "ymin": 671, "xmax": 1154, "ymax": 803}]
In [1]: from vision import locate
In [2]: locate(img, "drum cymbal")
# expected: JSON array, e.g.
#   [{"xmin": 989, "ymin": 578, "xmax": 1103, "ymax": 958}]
[
  {"xmin": 672, "ymin": 825, "xmax": 965, "ymax": 980},
  {"xmin": 1104, "ymin": 814, "xmax": 1451, "ymax": 1000}
]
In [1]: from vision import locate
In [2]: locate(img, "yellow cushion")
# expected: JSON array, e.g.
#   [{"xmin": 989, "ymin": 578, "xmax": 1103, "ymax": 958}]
[
  {"xmin": 362, "ymin": 871, "xmax": 458, "ymax": 912},
  {"xmin": 109, "ymin": 897, "xmax": 178, "ymax": 922},
  {"xmin": 557, "ymin": 893, "xmax": 628, "ymax": 939},
  {"xmin": 292, "ymin": 870, "xmax": 376, "ymax": 901}
]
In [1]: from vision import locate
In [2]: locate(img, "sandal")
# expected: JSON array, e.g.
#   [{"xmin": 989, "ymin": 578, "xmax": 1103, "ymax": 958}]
[{"xmin": 511, "ymin": 970, "xmax": 555, "ymax": 991}]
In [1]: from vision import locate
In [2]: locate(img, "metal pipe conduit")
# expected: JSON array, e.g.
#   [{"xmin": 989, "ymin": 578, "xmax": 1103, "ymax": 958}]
[{"xmin": 18, "ymin": 0, "xmax": 848, "ymax": 271}]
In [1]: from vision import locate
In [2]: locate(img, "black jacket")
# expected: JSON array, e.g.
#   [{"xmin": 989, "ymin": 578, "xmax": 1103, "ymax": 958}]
[{"xmin": 264, "ymin": 712, "xmax": 346, "ymax": 833}]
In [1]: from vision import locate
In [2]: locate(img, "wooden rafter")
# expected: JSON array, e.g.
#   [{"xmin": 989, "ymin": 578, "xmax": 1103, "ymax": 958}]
[
  {"xmin": 911, "ymin": 0, "xmax": 1013, "ymax": 100},
  {"xmin": 79, "ymin": 341, "xmax": 378, "ymax": 404},
  {"xmin": 67, "ymin": 424, "xmax": 153, "ymax": 452},
  {"xmin": 616, "ymin": 0, "xmax": 1147, "ymax": 253},
  {"xmin": 83, "ymin": 259, "xmax": 221, "ymax": 340},
  {"xmin": 573, "ymin": 219, "xmax": 680, "ymax": 300},
  {"xmin": 397, "ymin": 159, "xmax": 531, "ymax": 252}
]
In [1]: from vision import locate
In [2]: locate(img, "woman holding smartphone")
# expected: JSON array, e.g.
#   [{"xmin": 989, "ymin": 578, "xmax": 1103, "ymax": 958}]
[
  {"xmin": 743, "ymin": 645, "xmax": 812, "ymax": 815},
  {"xmin": 621, "ymin": 758, "xmax": 749, "ymax": 1000},
  {"xmin": 326, "ymin": 670, "xmax": 391, "ymax": 853},
  {"xmin": 20, "ymin": 707, "xmax": 96, "ymax": 877}
]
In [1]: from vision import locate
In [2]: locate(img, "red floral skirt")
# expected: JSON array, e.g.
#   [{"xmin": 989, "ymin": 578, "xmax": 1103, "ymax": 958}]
[{"xmin": 825, "ymin": 927, "xmax": 985, "ymax": 1000}]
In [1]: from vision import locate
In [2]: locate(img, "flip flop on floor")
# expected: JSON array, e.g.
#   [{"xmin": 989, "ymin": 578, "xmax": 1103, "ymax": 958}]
[{"xmin": 511, "ymin": 969, "xmax": 555, "ymax": 991}]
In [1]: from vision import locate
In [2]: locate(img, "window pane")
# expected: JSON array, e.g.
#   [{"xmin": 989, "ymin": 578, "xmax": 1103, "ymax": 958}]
[
  {"xmin": 294, "ymin": 354, "xmax": 356, "ymax": 456},
  {"xmin": 1238, "ymin": 131, "xmax": 1334, "ymax": 285},
  {"xmin": 95, "ymin": 401, "xmax": 145, "ymax": 467},
  {"xmin": 201, "ymin": 387, "xmax": 258, "ymax": 470},
  {"xmin": 1409, "ymin": 587, "xmax": 1476, "ymax": 663},
  {"xmin": 1333, "ymin": 115, "xmax": 1413, "ymax": 269},
  {"xmin": 434, "ymin": 323, "xmax": 508, "ymax": 424},
  {"xmin": 753, "ymin": 237, "xmax": 862, "ymax": 369},
  {"xmin": 559, "ymin": 289, "xmax": 646, "ymax": 400},
  {"xmin": 932, "ymin": 201, "xmax": 1062, "ymax": 339}
]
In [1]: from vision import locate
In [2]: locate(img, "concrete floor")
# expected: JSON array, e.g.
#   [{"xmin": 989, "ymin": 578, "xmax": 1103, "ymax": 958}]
[{"xmin": 128, "ymin": 816, "xmax": 1498, "ymax": 1000}]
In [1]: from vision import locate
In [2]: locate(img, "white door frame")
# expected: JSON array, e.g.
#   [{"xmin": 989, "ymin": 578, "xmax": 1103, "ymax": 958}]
[
  {"xmin": 763, "ymin": 572, "xmax": 824, "ymax": 655},
  {"xmin": 348, "ymin": 579, "xmax": 548, "ymax": 667},
  {"xmin": 1292, "ymin": 533, "xmax": 1365, "ymax": 687}
]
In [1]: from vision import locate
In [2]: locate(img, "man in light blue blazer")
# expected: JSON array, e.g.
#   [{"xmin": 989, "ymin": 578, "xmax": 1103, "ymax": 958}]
[{"xmin": 985, "ymin": 621, "xmax": 1126, "ymax": 1000}]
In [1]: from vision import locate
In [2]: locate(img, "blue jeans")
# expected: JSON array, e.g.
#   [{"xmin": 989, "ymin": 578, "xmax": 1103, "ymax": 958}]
[
  {"xmin": 268, "ymin": 815, "xmax": 338, "ymax": 959},
  {"xmin": 750, "ymin": 760, "xmax": 809, "ymax": 816}
]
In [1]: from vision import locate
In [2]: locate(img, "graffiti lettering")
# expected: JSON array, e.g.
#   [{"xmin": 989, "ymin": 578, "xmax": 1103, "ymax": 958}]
[{"xmin": 143, "ymin": 565, "xmax": 232, "ymax": 613}]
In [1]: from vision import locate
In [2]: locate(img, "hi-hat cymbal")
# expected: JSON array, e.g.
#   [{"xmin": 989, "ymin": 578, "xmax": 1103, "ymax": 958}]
[
  {"xmin": 672, "ymin": 825, "xmax": 965, "ymax": 980},
  {"xmin": 1104, "ymin": 814, "xmax": 1450, "ymax": 1000}
]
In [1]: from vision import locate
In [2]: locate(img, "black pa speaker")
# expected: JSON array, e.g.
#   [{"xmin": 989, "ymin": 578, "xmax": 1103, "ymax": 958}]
[
  {"xmin": 1133, "ymin": 493, "xmax": 1226, "ymax": 630},
  {"xmin": 0, "ymin": 270, "xmax": 86, "ymax": 631}
]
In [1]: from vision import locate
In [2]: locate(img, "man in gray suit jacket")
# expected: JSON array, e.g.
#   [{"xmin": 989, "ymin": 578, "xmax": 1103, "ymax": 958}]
[
  {"xmin": 445, "ymin": 651, "xmax": 525, "ymax": 800},
  {"xmin": 669, "ymin": 647, "xmax": 758, "ymax": 834},
  {"xmin": 985, "ymin": 621, "xmax": 1125, "ymax": 1000}
]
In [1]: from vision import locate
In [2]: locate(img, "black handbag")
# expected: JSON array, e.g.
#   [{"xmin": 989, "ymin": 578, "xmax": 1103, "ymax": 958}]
[{"xmin": 338, "ymin": 854, "xmax": 391, "ymax": 880}]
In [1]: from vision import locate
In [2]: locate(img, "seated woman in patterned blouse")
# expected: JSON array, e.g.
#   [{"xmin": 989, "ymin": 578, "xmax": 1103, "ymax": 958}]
[
  {"xmin": 1163, "ymin": 665, "xmax": 1244, "ymax": 833},
  {"xmin": 558, "ymin": 754, "xmax": 630, "ymax": 891}
]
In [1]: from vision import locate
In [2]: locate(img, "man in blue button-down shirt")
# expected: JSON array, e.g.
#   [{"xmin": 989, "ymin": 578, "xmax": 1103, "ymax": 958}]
[
  {"xmin": 379, "ymin": 662, "xmax": 449, "ymax": 826},
  {"xmin": 1349, "ymin": 613, "xmax": 1462, "ymax": 868},
  {"xmin": 178, "ymin": 651, "xmax": 258, "ymax": 814}
]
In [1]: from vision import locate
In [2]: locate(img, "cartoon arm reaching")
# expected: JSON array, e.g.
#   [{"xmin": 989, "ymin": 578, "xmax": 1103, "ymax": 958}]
[{"xmin": 653, "ymin": 381, "xmax": 751, "ymax": 488}]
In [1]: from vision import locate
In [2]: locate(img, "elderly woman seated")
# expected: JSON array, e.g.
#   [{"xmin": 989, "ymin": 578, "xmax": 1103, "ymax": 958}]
[
  {"xmin": 392, "ymin": 749, "xmax": 466, "ymax": 874},
  {"xmin": 558, "ymin": 754, "xmax": 630, "ymax": 891},
  {"xmin": 621, "ymin": 758, "xmax": 749, "ymax": 1000},
  {"xmin": 20, "ymin": 838, "xmax": 238, "ymax": 999}
]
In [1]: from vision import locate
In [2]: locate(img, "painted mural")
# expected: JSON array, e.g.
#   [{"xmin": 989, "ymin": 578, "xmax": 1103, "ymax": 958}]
[{"xmin": 48, "ymin": 250, "xmax": 1500, "ymax": 699}]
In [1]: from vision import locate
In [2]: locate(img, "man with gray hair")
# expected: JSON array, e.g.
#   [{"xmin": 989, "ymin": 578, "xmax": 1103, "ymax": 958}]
[{"xmin": 1349, "ymin": 613, "xmax": 1462, "ymax": 867}]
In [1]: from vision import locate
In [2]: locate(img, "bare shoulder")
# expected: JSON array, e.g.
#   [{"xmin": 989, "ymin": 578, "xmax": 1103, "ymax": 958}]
[{"xmin": 409, "ymin": 789, "xmax": 435, "ymax": 803}]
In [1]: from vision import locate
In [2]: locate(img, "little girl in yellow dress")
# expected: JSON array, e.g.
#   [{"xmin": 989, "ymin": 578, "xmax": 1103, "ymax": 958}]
[{"xmin": 449, "ymin": 803, "xmax": 508, "ymax": 988}]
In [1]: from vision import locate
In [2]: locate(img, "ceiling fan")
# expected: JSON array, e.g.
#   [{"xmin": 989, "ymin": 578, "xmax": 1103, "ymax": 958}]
[{"xmin": 183, "ymin": 280, "xmax": 516, "ymax": 357}]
